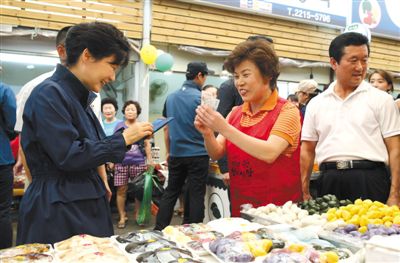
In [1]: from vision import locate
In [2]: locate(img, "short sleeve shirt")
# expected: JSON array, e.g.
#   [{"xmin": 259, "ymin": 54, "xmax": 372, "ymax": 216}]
[{"xmin": 301, "ymin": 80, "xmax": 400, "ymax": 164}]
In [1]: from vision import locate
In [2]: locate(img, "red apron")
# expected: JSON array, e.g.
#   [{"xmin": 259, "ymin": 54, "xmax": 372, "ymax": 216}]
[{"xmin": 227, "ymin": 98, "xmax": 301, "ymax": 216}]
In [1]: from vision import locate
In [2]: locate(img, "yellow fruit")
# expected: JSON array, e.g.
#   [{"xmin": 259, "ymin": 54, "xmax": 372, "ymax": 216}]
[
  {"xmin": 385, "ymin": 221, "xmax": 393, "ymax": 227},
  {"xmin": 354, "ymin": 199, "xmax": 363, "ymax": 205},
  {"xmin": 335, "ymin": 210, "xmax": 342, "ymax": 218},
  {"xmin": 393, "ymin": 212, "xmax": 400, "ymax": 218},
  {"xmin": 341, "ymin": 210, "xmax": 351, "ymax": 221},
  {"xmin": 358, "ymin": 226, "xmax": 368, "ymax": 233},
  {"xmin": 323, "ymin": 251, "xmax": 339, "ymax": 263},
  {"xmin": 367, "ymin": 211, "xmax": 380, "ymax": 219},
  {"xmin": 327, "ymin": 213, "xmax": 337, "ymax": 222},
  {"xmin": 349, "ymin": 215, "xmax": 360, "ymax": 226},
  {"xmin": 393, "ymin": 216, "xmax": 400, "ymax": 225},
  {"xmin": 373, "ymin": 201, "xmax": 384, "ymax": 207},
  {"xmin": 262, "ymin": 239, "xmax": 273, "ymax": 253},
  {"xmin": 373, "ymin": 219, "xmax": 383, "ymax": 225},
  {"xmin": 359, "ymin": 216, "xmax": 368, "ymax": 227},
  {"xmin": 363, "ymin": 199, "xmax": 373, "ymax": 206},
  {"xmin": 288, "ymin": 244, "xmax": 305, "ymax": 253},
  {"xmin": 358, "ymin": 207, "xmax": 368, "ymax": 216},
  {"xmin": 350, "ymin": 206, "xmax": 360, "ymax": 215},
  {"xmin": 327, "ymin": 208, "xmax": 337, "ymax": 214},
  {"xmin": 382, "ymin": 216, "xmax": 393, "ymax": 222},
  {"xmin": 391, "ymin": 205, "xmax": 399, "ymax": 212}
]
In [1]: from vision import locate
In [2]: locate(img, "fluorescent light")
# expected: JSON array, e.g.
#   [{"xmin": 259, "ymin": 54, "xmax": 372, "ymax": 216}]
[{"xmin": 0, "ymin": 53, "xmax": 58, "ymax": 66}]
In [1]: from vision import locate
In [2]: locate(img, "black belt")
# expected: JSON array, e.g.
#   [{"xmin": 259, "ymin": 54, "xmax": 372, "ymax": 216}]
[{"xmin": 319, "ymin": 160, "xmax": 385, "ymax": 171}]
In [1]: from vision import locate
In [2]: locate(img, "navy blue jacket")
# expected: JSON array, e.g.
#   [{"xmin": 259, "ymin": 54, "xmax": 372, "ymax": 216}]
[{"xmin": 17, "ymin": 64, "xmax": 127, "ymax": 244}]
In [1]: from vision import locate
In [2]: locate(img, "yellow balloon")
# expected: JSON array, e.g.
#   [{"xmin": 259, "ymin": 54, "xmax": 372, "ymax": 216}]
[{"xmin": 140, "ymin": 44, "xmax": 157, "ymax": 65}]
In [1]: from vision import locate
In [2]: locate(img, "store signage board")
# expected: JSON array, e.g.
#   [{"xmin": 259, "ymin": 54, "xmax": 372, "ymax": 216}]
[
  {"xmin": 183, "ymin": 0, "xmax": 349, "ymax": 28},
  {"xmin": 351, "ymin": 0, "xmax": 400, "ymax": 40}
]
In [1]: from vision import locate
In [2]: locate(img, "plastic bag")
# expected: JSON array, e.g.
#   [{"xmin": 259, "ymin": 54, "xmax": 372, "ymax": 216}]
[{"xmin": 136, "ymin": 166, "xmax": 154, "ymax": 225}]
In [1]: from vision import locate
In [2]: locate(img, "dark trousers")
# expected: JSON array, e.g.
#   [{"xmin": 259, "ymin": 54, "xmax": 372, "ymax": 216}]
[
  {"xmin": 155, "ymin": 156, "xmax": 209, "ymax": 230},
  {"xmin": 0, "ymin": 164, "xmax": 13, "ymax": 249},
  {"xmin": 317, "ymin": 166, "xmax": 390, "ymax": 203}
]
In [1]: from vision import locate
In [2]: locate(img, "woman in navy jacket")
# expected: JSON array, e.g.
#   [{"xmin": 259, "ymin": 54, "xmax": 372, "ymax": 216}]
[{"xmin": 17, "ymin": 22, "xmax": 153, "ymax": 244}]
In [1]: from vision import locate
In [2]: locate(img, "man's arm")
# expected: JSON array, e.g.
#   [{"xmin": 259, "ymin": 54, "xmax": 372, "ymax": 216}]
[
  {"xmin": 300, "ymin": 140, "xmax": 317, "ymax": 201},
  {"xmin": 163, "ymin": 125, "xmax": 170, "ymax": 162},
  {"xmin": 384, "ymin": 135, "xmax": 400, "ymax": 206}
]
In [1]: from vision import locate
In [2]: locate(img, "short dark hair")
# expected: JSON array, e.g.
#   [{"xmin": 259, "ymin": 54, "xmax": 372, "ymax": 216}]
[
  {"xmin": 122, "ymin": 100, "xmax": 141, "ymax": 116},
  {"xmin": 224, "ymin": 39, "xmax": 280, "ymax": 90},
  {"xmin": 65, "ymin": 22, "xmax": 131, "ymax": 67},
  {"xmin": 101, "ymin": 97, "xmax": 118, "ymax": 112},
  {"xmin": 202, "ymin": 84, "xmax": 217, "ymax": 91},
  {"xmin": 56, "ymin": 26, "xmax": 71, "ymax": 46},
  {"xmin": 287, "ymin": 94, "xmax": 298, "ymax": 102},
  {"xmin": 368, "ymin": 69, "xmax": 394, "ymax": 92},
  {"xmin": 329, "ymin": 32, "xmax": 370, "ymax": 63}
]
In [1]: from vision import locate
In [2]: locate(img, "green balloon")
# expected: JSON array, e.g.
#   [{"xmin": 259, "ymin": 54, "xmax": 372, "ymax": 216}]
[{"xmin": 155, "ymin": 53, "xmax": 174, "ymax": 72}]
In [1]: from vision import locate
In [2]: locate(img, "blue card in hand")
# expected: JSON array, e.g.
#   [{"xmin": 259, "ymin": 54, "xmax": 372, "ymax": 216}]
[{"xmin": 152, "ymin": 117, "xmax": 174, "ymax": 133}]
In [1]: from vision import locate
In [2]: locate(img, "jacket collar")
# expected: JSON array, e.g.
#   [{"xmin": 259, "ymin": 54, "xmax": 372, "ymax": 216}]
[{"xmin": 51, "ymin": 64, "xmax": 96, "ymax": 108}]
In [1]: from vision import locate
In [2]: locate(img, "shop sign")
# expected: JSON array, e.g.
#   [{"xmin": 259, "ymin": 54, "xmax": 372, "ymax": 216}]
[
  {"xmin": 185, "ymin": 0, "xmax": 349, "ymax": 28},
  {"xmin": 351, "ymin": 0, "xmax": 400, "ymax": 40}
]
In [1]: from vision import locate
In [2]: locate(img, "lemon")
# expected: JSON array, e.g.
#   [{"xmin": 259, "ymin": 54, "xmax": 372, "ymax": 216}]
[
  {"xmin": 354, "ymin": 199, "xmax": 363, "ymax": 205},
  {"xmin": 323, "ymin": 251, "xmax": 339, "ymax": 263},
  {"xmin": 327, "ymin": 213, "xmax": 337, "ymax": 222},
  {"xmin": 358, "ymin": 226, "xmax": 368, "ymax": 233},
  {"xmin": 341, "ymin": 210, "xmax": 351, "ymax": 221},
  {"xmin": 288, "ymin": 244, "xmax": 305, "ymax": 253},
  {"xmin": 384, "ymin": 221, "xmax": 393, "ymax": 227},
  {"xmin": 373, "ymin": 201, "xmax": 384, "ymax": 207},
  {"xmin": 359, "ymin": 216, "xmax": 368, "ymax": 227}
]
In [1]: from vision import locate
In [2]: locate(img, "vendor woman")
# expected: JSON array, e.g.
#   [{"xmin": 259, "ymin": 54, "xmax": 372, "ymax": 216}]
[
  {"xmin": 17, "ymin": 22, "xmax": 153, "ymax": 244},
  {"xmin": 195, "ymin": 39, "xmax": 302, "ymax": 216}
]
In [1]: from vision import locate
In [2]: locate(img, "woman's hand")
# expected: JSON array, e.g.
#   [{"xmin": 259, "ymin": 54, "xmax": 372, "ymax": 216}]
[
  {"xmin": 122, "ymin": 122, "xmax": 153, "ymax": 145},
  {"xmin": 195, "ymin": 105, "xmax": 228, "ymax": 134},
  {"xmin": 194, "ymin": 115, "xmax": 213, "ymax": 136}
]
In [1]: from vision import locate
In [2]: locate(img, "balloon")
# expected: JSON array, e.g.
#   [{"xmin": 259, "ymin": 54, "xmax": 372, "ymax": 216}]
[
  {"xmin": 140, "ymin": 44, "xmax": 157, "ymax": 65},
  {"xmin": 155, "ymin": 53, "xmax": 174, "ymax": 72},
  {"xmin": 344, "ymin": 23, "xmax": 371, "ymax": 43}
]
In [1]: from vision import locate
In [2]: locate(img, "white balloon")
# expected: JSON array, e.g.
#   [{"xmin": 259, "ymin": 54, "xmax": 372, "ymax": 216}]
[{"xmin": 344, "ymin": 23, "xmax": 372, "ymax": 43}]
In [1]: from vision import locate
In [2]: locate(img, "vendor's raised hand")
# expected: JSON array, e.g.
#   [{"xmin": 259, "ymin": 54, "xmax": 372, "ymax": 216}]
[
  {"xmin": 122, "ymin": 122, "xmax": 153, "ymax": 145},
  {"xmin": 194, "ymin": 115, "xmax": 213, "ymax": 136},
  {"xmin": 195, "ymin": 105, "xmax": 227, "ymax": 133}
]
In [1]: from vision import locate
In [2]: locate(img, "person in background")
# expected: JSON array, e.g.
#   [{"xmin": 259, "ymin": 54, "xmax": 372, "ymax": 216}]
[
  {"xmin": 113, "ymin": 100, "xmax": 153, "ymax": 229},
  {"xmin": 0, "ymin": 80, "xmax": 16, "ymax": 249},
  {"xmin": 368, "ymin": 69, "xmax": 400, "ymax": 110},
  {"xmin": 287, "ymin": 94, "xmax": 299, "ymax": 108},
  {"xmin": 155, "ymin": 62, "xmax": 210, "ymax": 230},
  {"xmin": 195, "ymin": 39, "xmax": 302, "ymax": 216},
  {"xmin": 101, "ymin": 97, "xmax": 121, "ymax": 137},
  {"xmin": 13, "ymin": 26, "xmax": 103, "ymax": 183},
  {"xmin": 301, "ymin": 32, "xmax": 400, "ymax": 206},
  {"xmin": 368, "ymin": 69, "xmax": 394, "ymax": 94},
  {"xmin": 17, "ymin": 22, "xmax": 153, "ymax": 245},
  {"xmin": 296, "ymin": 79, "xmax": 320, "ymax": 119},
  {"xmin": 202, "ymin": 84, "xmax": 218, "ymax": 99}
]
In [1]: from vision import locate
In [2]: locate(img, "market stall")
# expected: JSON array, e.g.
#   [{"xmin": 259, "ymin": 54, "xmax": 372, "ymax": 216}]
[{"xmin": 3, "ymin": 196, "xmax": 400, "ymax": 263}]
